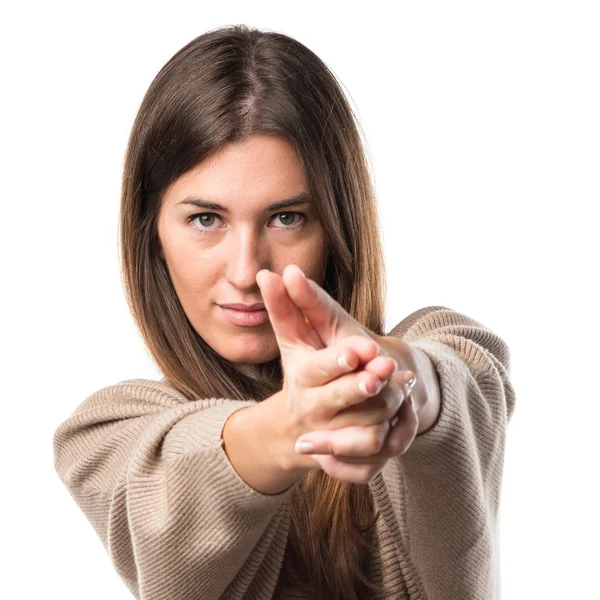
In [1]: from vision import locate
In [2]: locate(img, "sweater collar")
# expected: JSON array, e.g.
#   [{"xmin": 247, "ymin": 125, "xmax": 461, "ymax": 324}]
[
  {"xmin": 159, "ymin": 359, "xmax": 280, "ymax": 387},
  {"xmin": 233, "ymin": 361, "xmax": 265, "ymax": 382}
]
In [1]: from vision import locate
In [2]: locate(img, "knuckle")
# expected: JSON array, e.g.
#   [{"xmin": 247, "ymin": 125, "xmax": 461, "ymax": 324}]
[
  {"xmin": 332, "ymin": 380, "xmax": 352, "ymax": 410},
  {"xmin": 349, "ymin": 334, "xmax": 367, "ymax": 347},
  {"xmin": 366, "ymin": 432, "xmax": 384, "ymax": 455},
  {"xmin": 388, "ymin": 432, "xmax": 405, "ymax": 456},
  {"xmin": 382, "ymin": 386, "xmax": 403, "ymax": 414},
  {"xmin": 370, "ymin": 339, "xmax": 382, "ymax": 355},
  {"xmin": 375, "ymin": 425, "xmax": 388, "ymax": 449},
  {"xmin": 296, "ymin": 389, "xmax": 316, "ymax": 423},
  {"xmin": 365, "ymin": 396, "xmax": 390, "ymax": 422},
  {"xmin": 389, "ymin": 397, "xmax": 404, "ymax": 420},
  {"xmin": 304, "ymin": 396, "xmax": 323, "ymax": 424},
  {"xmin": 295, "ymin": 405, "xmax": 310, "ymax": 428},
  {"xmin": 332, "ymin": 391, "xmax": 349, "ymax": 411}
]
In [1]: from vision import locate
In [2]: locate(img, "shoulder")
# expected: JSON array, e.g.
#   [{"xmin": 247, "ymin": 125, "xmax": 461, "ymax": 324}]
[{"xmin": 74, "ymin": 376, "xmax": 191, "ymax": 413}]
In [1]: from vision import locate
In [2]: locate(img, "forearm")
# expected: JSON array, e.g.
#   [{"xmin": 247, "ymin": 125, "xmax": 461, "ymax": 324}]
[
  {"xmin": 221, "ymin": 391, "xmax": 311, "ymax": 495},
  {"xmin": 380, "ymin": 335, "xmax": 441, "ymax": 435}
]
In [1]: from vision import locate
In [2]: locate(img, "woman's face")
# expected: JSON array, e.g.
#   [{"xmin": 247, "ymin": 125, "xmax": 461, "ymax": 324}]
[{"xmin": 157, "ymin": 134, "xmax": 327, "ymax": 364}]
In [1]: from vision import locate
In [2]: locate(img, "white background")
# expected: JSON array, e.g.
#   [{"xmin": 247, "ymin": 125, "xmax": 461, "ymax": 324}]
[{"xmin": 2, "ymin": 1, "xmax": 598, "ymax": 598}]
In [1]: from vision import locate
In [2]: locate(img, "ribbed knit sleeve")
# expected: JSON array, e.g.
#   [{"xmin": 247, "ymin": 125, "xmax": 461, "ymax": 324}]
[
  {"xmin": 52, "ymin": 379, "xmax": 296, "ymax": 600},
  {"xmin": 374, "ymin": 306, "xmax": 516, "ymax": 600}
]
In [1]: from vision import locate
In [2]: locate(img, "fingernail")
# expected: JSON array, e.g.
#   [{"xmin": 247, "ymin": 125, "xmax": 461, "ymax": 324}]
[
  {"xmin": 295, "ymin": 440, "xmax": 316, "ymax": 454},
  {"xmin": 286, "ymin": 263, "xmax": 306, "ymax": 279},
  {"xmin": 404, "ymin": 371, "xmax": 416, "ymax": 388},
  {"xmin": 337, "ymin": 354, "xmax": 350, "ymax": 369},
  {"xmin": 360, "ymin": 380, "xmax": 381, "ymax": 395},
  {"xmin": 256, "ymin": 270, "xmax": 268, "ymax": 286},
  {"xmin": 293, "ymin": 264, "xmax": 306, "ymax": 278}
]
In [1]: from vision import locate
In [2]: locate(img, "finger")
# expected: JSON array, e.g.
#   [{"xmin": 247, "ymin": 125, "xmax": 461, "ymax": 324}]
[
  {"xmin": 296, "ymin": 342, "xmax": 393, "ymax": 394},
  {"xmin": 256, "ymin": 269, "xmax": 323, "ymax": 351},
  {"xmin": 336, "ymin": 394, "xmax": 421, "ymax": 462},
  {"xmin": 298, "ymin": 342, "xmax": 360, "ymax": 387},
  {"xmin": 316, "ymin": 367, "xmax": 405, "ymax": 422},
  {"xmin": 295, "ymin": 393, "xmax": 419, "ymax": 462},
  {"xmin": 299, "ymin": 335, "xmax": 392, "ymax": 388},
  {"xmin": 336, "ymin": 335, "xmax": 385, "ymax": 368},
  {"xmin": 327, "ymin": 369, "xmax": 413, "ymax": 428},
  {"xmin": 281, "ymin": 264, "xmax": 354, "ymax": 346},
  {"xmin": 296, "ymin": 422, "xmax": 388, "ymax": 457},
  {"xmin": 331, "ymin": 369, "xmax": 416, "ymax": 428},
  {"xmin": 386, "ymin": 394, "xmax": 420, "ymax": 457},
  {"xmin": 361, "ymin": 355, "xmax": 402, "ymax": 382},
  {"xmin": 335, "ymin": 337, "xmax": 416, "ymax": 388}
]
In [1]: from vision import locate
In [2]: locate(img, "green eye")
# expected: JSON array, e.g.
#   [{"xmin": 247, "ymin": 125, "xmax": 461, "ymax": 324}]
[
  {"xmin": 187, "ymin": 211, "xmax": 307, "ymax": 235},
  {"xmin": 275, "ymin": 213, "xmax": 302, "ymax": 227},
  {"xmin": 198, "ymin": 214, "xmax": 217, "ymax": 227}
]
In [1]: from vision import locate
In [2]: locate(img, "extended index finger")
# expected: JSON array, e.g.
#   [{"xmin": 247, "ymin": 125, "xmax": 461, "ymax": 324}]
[
  {"xmin": 281, "ymin": 264, "xmax": 354, "ymax": 346},
  {"xmin": 256, "ymin": 269, "xmax": 323, "ymax": 352}
]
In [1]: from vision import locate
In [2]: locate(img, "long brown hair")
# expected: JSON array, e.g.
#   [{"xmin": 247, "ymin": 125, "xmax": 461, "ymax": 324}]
[{"xmin": 119, "ymin": 25, "xmax": 387, "ymax": 599}]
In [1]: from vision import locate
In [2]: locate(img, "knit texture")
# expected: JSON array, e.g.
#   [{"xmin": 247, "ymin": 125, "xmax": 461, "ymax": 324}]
[{"xmin": 52, "ymin": 305, "xmax": 516, "ymax": 599}]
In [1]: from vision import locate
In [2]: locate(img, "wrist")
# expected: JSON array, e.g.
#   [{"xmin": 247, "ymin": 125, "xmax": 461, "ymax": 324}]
[
  {"xmin": 378, "ymin": 335, "xmax": 441, "ymax": 435},
  {"xmin": 410, "ymin": 346, "xmax": 441, "ymax": 435}
]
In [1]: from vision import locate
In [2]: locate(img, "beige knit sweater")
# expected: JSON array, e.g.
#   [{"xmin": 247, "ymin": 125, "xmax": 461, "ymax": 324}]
[{"xmin": 52, "ymin": 305, "xmax": 516, "ymax": 599}]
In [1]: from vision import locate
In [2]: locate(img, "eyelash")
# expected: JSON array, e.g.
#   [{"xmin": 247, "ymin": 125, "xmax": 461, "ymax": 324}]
[{"xmin": 186, "ymin": 212, "xmax": 307, "ymax": 235}]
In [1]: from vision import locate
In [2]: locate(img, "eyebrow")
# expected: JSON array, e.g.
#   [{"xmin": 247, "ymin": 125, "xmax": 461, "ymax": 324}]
[{"xmin": 177, "ymin": 192, "xmax": 312, "ymax": 213}]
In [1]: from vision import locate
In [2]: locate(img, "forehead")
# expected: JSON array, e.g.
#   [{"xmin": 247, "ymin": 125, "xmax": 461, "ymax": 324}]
[{"xmin": 163, "ymin": 135, "xmax": 309, "ymax": 209}]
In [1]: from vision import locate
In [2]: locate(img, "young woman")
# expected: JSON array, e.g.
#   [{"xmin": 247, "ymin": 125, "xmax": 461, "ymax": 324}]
[{"xmin": 53, "ymin": 24, "xmax": 516, "ymax": 600}]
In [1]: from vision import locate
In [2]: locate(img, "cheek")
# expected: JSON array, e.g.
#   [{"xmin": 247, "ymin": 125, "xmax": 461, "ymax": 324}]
[
  {"xmin": 167, "ymin": 254, "xmax": 216, "ymax": 309},
  {"xmin": 281, "ymin": 232, "xmax": 327, "ymax": 282}
]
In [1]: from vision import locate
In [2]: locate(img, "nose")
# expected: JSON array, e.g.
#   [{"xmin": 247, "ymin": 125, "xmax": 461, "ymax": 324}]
[{"xmin": 224, "ymin": 227, "xmax": 269, "ymax": 292}]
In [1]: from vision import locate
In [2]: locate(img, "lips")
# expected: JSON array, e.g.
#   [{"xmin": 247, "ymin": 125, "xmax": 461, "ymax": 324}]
[
  {"xmin": 219, "ymin": 305, "xmax": 269, "ymax": 327},
  {"xmin": 219, "ymin": 303, "xmax": 265, "ymax": 311}
]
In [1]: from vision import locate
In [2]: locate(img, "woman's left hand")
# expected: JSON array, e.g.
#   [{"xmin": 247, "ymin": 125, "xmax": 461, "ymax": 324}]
[{"xmin": 261, "ymin": 264, "xmax": 425, "ymax": 474}]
